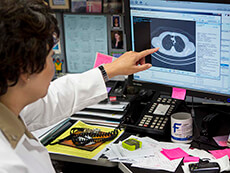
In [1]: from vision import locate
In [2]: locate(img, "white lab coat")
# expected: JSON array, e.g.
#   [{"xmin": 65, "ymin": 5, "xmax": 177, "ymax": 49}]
[{"xmin": 0, "ymin": 68, "xmax": 108, "ymax": 173}]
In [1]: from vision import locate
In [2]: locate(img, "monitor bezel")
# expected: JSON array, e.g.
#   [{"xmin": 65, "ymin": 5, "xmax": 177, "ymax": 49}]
[{"xmin": 124, "ymin": 0, "xmax": 230, "ymax": 103}]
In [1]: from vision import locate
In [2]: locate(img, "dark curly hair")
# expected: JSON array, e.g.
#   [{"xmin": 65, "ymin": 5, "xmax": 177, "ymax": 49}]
[{"xmin": 0, "ymin": 0, "xmax": 60, "ymax": 96}]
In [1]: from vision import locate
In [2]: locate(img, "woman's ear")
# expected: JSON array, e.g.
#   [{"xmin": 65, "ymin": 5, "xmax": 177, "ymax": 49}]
[{"xmin": 20, "ymin": 73, "xmax": 30, "ymax": 83}]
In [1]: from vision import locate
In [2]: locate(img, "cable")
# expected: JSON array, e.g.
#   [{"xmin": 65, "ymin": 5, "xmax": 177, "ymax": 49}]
[
  {"xmin": 71, "ymin": 128, "xmax": 119, "ymax": 146},
  {"xmin": 49, "ymin": 128, "xmax": 119, "ymax": 147},
  {"xmin": 190, "ymin": 96, "xmax": 200, "ymax": 140}
]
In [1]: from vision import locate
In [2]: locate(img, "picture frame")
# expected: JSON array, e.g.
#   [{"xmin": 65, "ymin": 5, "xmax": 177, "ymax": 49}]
[
  {"xmin": 111, "ymin": 30, "xmax": 124, "ymax": 49},
  {"xmin": 71, "ymin": 0, "xmax": 87, "ymax": 13},
  {"xmin": 49, "ymin": 0, "xmax": 70, "ymax": 10},
  {"xmin": 86, "ymin": 0, "xmax": 102, "ymax": 13},
  {"xmin": 112, "ymin": 15, "xmax": 121, "ymax": 28}
]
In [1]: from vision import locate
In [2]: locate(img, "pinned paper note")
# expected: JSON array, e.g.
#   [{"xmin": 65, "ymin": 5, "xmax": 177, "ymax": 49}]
[
  {"xmin": 171, "ymin": 87, "xmax": 186, "ymax": 100},
  {"xmin": 94, "ymin": 52, "xmax": 115, "ymax": 68}
]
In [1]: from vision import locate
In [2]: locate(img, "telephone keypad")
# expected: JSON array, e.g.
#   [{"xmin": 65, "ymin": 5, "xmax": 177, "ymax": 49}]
[
  {"xmin": 138, "ymin": 115, "xmax": 169, "ymax": 130},
  {"xmin": 137, "ymin": 96, "xmax": 179, "ymax": 134}
]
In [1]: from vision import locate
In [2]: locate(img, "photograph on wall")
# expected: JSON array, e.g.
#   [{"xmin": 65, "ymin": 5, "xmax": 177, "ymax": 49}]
[
  {"xmin": 103, "ymin": 0, "xmax": 122, "ymax": 13},
  {"xmin": 111, "ymin": 30, "xmax": 123, "ymax": 49},
  {"xmin": 112, "ymin": 15, "xmax": 121, "ymax": 28},
  {"xmin": 71, "ymin": 0, "xmax": 87, "ymax": 13},
  {"xmin": 150, "ymin": 18, "xmax": 196, "ymax": 72},
  {"xmin": 49, "ymin": 0, "xmax": 70, "ymax": 9},
  {"xmin": 86, "ymin": 0, "xmax": 102, "ymax": 13}
]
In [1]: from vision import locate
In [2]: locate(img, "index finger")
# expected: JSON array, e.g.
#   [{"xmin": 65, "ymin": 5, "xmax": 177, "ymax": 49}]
[{"xmin": 137, "ymin": 47, "xmax": 159, "ymax": 59}]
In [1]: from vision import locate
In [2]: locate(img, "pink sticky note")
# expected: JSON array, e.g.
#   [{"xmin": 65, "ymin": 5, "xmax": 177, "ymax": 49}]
[
  {"xmin": 161, "ymin": 147, "xmax": 189, "ymax": 160},
  {"xmin": 209, "ymin": 149, "xmax": 230, "ymax": 159},
  {"xmin": 183, "ymin": 156, "xmax": 200, "ymax": 163},
  {"xmin": 171, "ymin": 87, "xmax": 186, "ymax": 100},
  {"xmin": 94, "ymin": 52, "xmax": 113, "ymax": 68}
]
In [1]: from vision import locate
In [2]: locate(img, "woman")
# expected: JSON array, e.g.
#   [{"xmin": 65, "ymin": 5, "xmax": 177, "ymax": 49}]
[
  {"xmin": 0, "ymin": 0, "xmax": 159, "ymax": 172},
  {"xmin": 112, "ymin": 31, "xmax": 123, "ymax": 49}
]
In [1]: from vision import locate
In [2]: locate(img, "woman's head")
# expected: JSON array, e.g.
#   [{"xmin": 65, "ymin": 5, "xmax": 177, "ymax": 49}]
[
  {"xmin": 114, "ymin": 17, "xmax": 119, "ymax": 27},
  {"xmin": 0, "ymin": 0, "xmax": 59, "ymax": 96},
  {"xmin": 114, "ymin": 32, "xmax": 121, "ymax": 41}
]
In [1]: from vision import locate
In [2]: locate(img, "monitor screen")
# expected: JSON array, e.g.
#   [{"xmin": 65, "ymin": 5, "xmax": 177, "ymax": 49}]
[
  {"xmin": 63, "ymin": 14, "xmax": 108, "ymax": 73},
  {"xmin": 126, "ymin": 0, "xmax": 230, "ymax": 102}
]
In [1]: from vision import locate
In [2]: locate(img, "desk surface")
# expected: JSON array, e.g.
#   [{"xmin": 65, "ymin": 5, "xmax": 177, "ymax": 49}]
[{"xmin": 48, "ymin": 97, "xmax": 230, "ymax": 173}]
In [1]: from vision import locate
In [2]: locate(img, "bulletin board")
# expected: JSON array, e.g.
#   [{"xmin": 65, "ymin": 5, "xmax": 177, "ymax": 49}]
[{"xmin": 63, "ymin": 14, "xmax": 108, "ymax": 73}]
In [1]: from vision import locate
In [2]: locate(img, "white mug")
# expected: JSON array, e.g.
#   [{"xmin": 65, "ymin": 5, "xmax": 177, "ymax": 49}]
[{"xmin": 171, "ymin": 112, "xmax": 193, "ymax": 143}]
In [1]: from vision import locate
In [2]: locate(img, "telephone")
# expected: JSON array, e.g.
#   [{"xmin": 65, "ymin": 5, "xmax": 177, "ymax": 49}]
[{"xmin": 122, "ymin": 92, "xmax": 182, "ymax": 136}]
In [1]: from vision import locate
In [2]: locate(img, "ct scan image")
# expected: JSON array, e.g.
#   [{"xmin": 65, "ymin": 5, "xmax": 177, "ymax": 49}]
[{"xmin": 150, "ymin": 18, "xmax": 196, "ymax": 72}]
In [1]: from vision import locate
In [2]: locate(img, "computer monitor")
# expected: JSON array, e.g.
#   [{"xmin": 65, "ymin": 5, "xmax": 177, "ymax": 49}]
[
  {"xmin": 125, "ymin": 0, "xmax": 230, "ymax": 102},
  {"xmin": 63, "ymin": 14, "xmax": 108, "ymax": 73}
]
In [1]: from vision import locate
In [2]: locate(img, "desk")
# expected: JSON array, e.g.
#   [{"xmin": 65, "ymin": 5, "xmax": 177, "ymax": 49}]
[
  {"xmin": 48, "ymin": 129, "xmax": 186, "ymax": 173},
  {"xmin": 47, "ymin": 100, "xmax": 230, "ymax": 173}
]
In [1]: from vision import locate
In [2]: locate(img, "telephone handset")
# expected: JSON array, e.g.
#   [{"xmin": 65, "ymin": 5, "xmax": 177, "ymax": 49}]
[{"xmin": 134, "ymin": 93, "xmax": 181, "ymax": 135}]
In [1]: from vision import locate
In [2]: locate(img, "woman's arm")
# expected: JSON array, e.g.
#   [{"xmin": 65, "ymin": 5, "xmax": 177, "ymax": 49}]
[{"xmin": 20, "ymin": 68, "xmax": 107, "ymax": 131}]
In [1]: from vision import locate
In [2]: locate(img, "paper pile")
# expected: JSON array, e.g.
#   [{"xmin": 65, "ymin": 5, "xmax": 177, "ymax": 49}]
[
  {"xmin": 103, "ymin": 135, "xmax": 190, "ymax": 172},
  {"xmin": 104, "ymin": 135, "xmax": 230, "ymax": 172}
]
